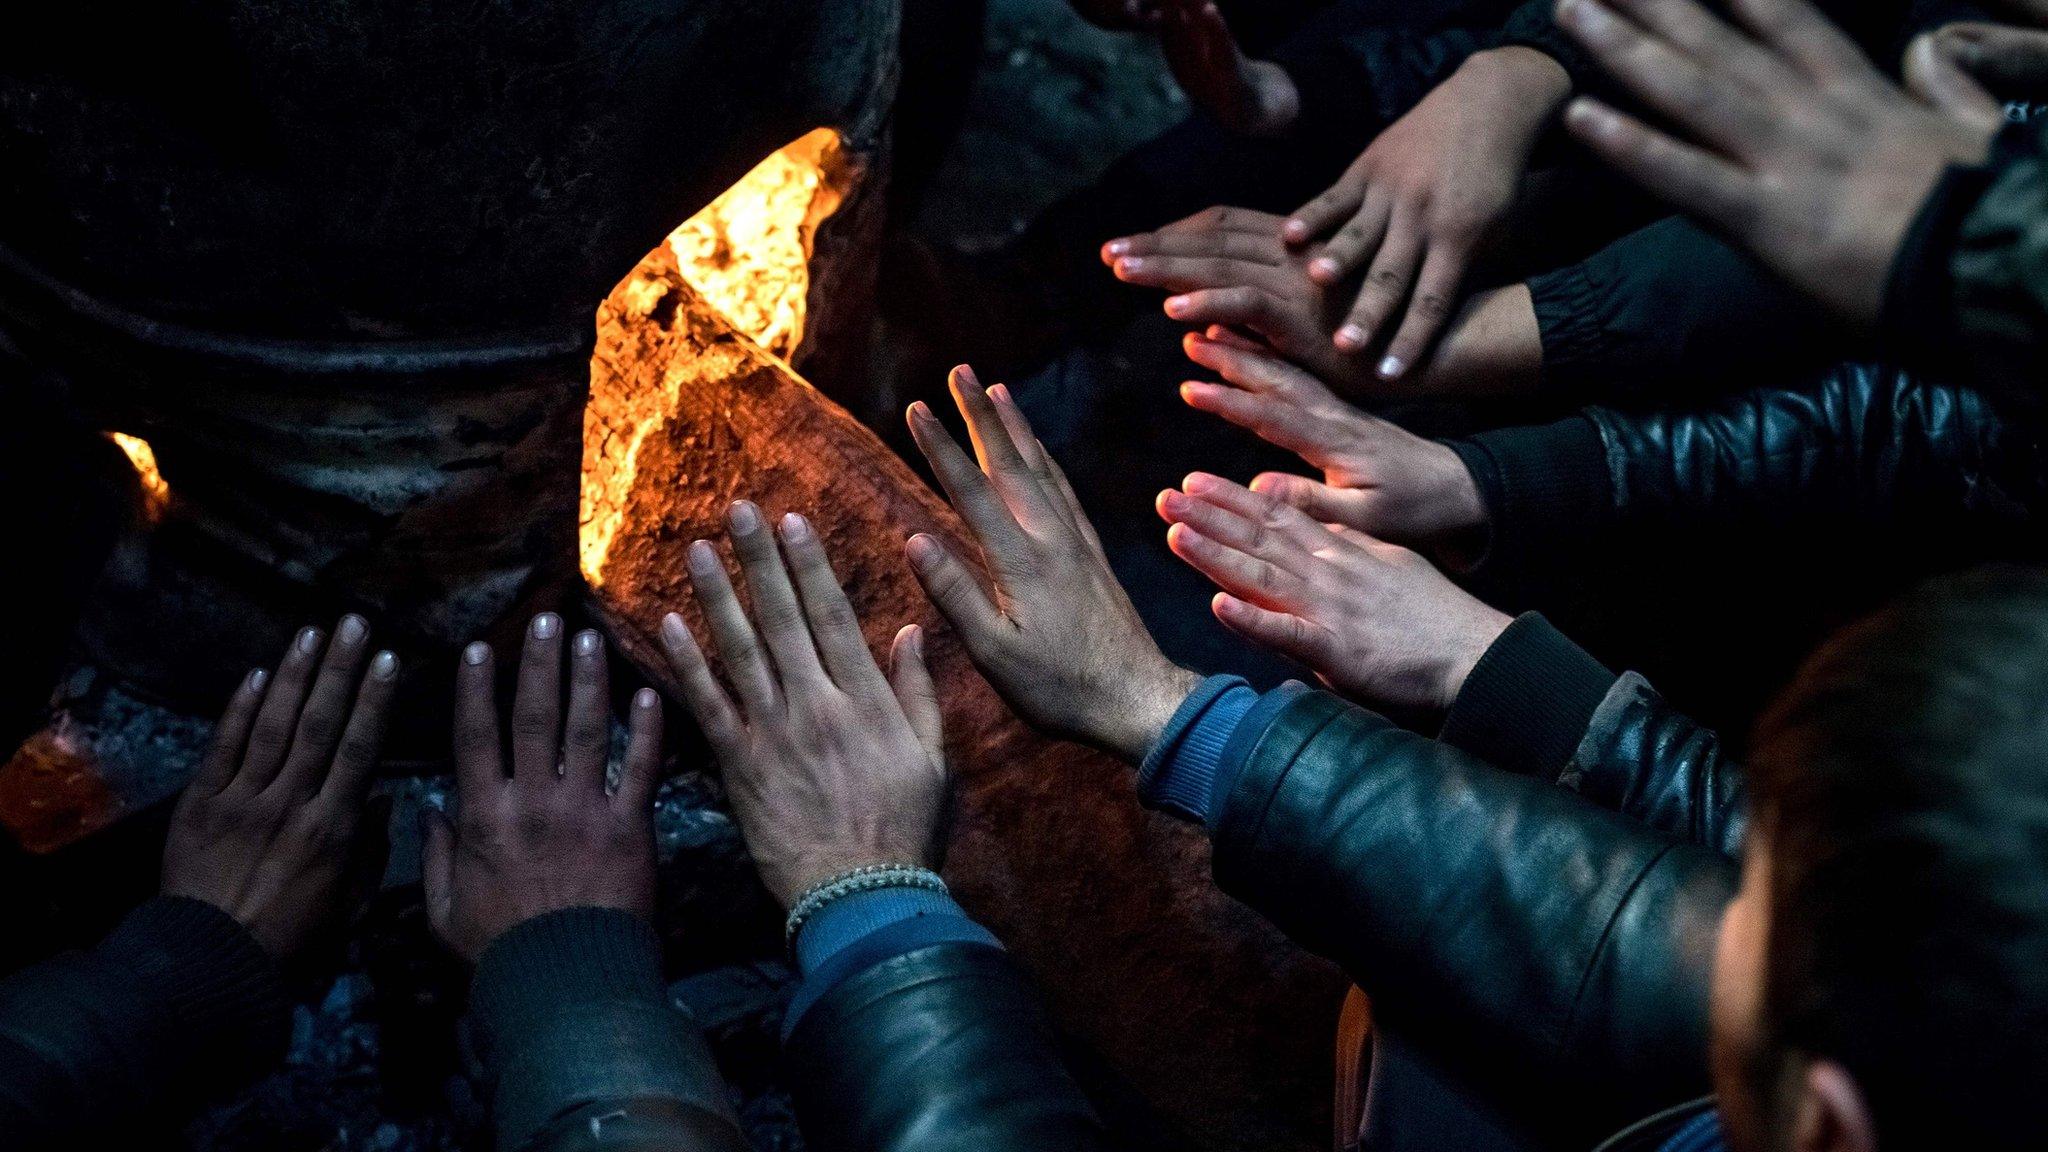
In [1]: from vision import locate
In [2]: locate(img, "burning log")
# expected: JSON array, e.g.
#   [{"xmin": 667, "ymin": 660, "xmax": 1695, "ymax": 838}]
[{"xmin": 584, "ymin": 243, "xmax": 1346, "ymax": 1151}]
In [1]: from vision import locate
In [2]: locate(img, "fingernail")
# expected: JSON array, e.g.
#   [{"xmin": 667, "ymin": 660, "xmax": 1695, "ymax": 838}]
[
  {"xmin": 635, "ymin": 687, "xmax": 658, "ymax": 710},
  {"xmin": 463, "ymin": 641, "xmax": 491, "ymax": 666},
  {"xmin": 780, "ymin": 511, "xmax": 811, "ymax": 541},
  {"xmin": 1159, "ymin": 490, "xmax": 1187, "ymax": 515},
  {"xmin": 1116, "ymin": 257, "xmax": 1145, "ymax": 275},
  {"xmin": 1104, "ymin": 239, "xmax": 1131, "ymax": 257},
  {"xmin": 298, "ymin": 626, "xmax": 323, "ymax": 654},
  {"xmin": 906, "ymin": 533, "xmax": 940, "ymax": 570},
  {"xmin": 728, "ymin": 500, "xmax": 760, "ymax": 533},
  {"xmin": 532, "ymin": 613, "xmax": 560, "ymax": 640},
  {"xmin": 909, "ymin": 400, "xmax": 934, "ymax": 425},
  {"xmin": 988, "ymin": 383, "xmax": 1013, "ymax": 406},
  {"xmin": 1313, "ymin": 257, "xmax": 1340, "ymax": 280},
  {"xmin": 906, "ymin": 624, "xmax": 925, "ymax": 658},
  {"xmin": 952, "ymin": 364, "xmax": 980, "ymax": 390},
  {"xmin": 336, "ymin": 615, "xmax": 367, "ymax": 646},
  {"xmin": 248, "ymin": 667, "xmax": 269, "ymax": 692},
  {"xmin": 575, "ymin": 630, "xmax": 602, "ymax": 658},
  {"xmin": 1184, "ymin": 472, "xmax": 1216, "ymax": 494},
  {"xmin": 1165, "ymin": 296, "xmax": 1190, "ymax": 316},
  {"xmin": 1336, "ymin": 325, "xmax": 1368, "ymax": 350},
  {"xmin": 687, "ymin": 539, "xmax": 718, "ymax": 572},
  {"xmin": 660, "ymin": 612, "xmax": 688, "ymax": 648},
  {"xmin": 1378, "ymin": 355, "xmax": 1405, "ymax": 379},
  {"xmin": 371, "ymin": 650, "xmax": 399, "ymax": 680}
]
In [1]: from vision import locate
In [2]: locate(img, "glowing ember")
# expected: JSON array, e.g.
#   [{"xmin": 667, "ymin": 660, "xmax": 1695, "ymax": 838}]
[
  {"xmin": 665, "ymin": 127, "xmax": 844, "ymax": 361},
  {"xmin": 111, "ymin": 432, "xmax": 170, "ymax": 516},
  {"xmin": 581, "ymin": 128, "xmax": 848, "ymax": 587}
]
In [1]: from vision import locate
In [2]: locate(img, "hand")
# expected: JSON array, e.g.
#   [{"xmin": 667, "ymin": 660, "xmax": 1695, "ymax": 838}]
[
  {"xmin": 163, "ymin": 616, "xmax": 398, "ymax": 959},
  {"xmin": 1106, "ymin": 207, "xmax": 1543, "ymax": 398},
  {"xmin": 1907, "ymin": 22, "xmax": 2048, "ymax": 137},
  {"xmin": 1278, "ymin": 47, "xmax": 1572, "ymax": 381},
  {"xmin": 905, "ymin": 366, "xmax": 1202, "ymax": 764},
  {"xmin": 1179, "ymin": 330, "xmax": 1489, "ymax": 548},
  {"xmin": 1555, "ymin": 0, "xmax": 1995, "ymax": 328},
  {"xmin": 1156, "ymin": 475, "xmax": 1512, "ymax": 712},
  {"xmin": 425, "ymin": 614, "xmax": 664, "ymax": 963},
  {"xmin": 657, "ymin": 502, "xmax": 947, "ymax": 909},
  {"xmin": 1156, "ymin": 0, "xmax": 1300, "ymax": 137}
]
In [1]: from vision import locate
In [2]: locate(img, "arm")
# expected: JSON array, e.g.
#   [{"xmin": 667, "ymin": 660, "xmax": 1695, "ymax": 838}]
[
  {"xmin": 658, "ymin": 500, "xmax": 1113, "ymax": 1152},
  {"xmin": 0, "ymin": 616, "xmax": 397, "ymax": 1144}
]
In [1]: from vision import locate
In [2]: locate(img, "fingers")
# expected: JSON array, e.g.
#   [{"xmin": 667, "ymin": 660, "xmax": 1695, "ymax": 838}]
[
  {"xmin": 907, "ymin": 398, "xmax": 1034, "ymax": 580},
  {"xmin": 1042, "ymin": 451, "xmax": 1112, "ymax": 565},
  {"xmin": 1252, "ymin": 472, "xmax": 1378, "ymax": 527},
  {"xmin": 615, "ymin": 687, "xmax": 664, "ymax": 816},
  {"xmin": 1165, "ymin": 520, "xmax": 1309, "ymax": 609},
  {"xmin": 1211, "ymin": 592, "xmax": 1329, "ymax": 664},
  {"xmin": 1110, "ymin": 253, "xmax": 1289, "ymax": 295},
  {"xmin": 313, "ymin": 649, "xmax": 399, "ymax": 813},
  {"xmin": 1154, "ymin": 204, "xmax": 1291, "ymax": 238},
  {"xmin": 1719, "ymin": 0, "xmax": 1879, "ymax": 84},
  {"xmin": 728, "ymin": 500, "xmax": 829, "ymax": 689},
  {"xmin": 1564, "ymin": 98, "xmax": 1756, "ymax": 231},
  {"xmin": 1600, "ymin": 0, "xmax": 1799, "ymax": 93},
  {"xmin": 985, "ymin": 384, "xmax": 1080, "ymax": 541},
  {"xmin": 1377, "ymin": 244, "xmax": 1468, "ymax": 381},
  {"xmin": 778, "ymin": 512, "xmax": 890, "ymax": 695},
  {"xmin": 1157, "ymin": 488, "xmax": 1315, "ymax": 583},
  {"xmin": 1168, "ymin": 471, "xmax": 1329, "ymax": 554},
  {"xmin": 1164, "ymin": 287, "xmax": 1313, "ymax": 358},
  {"xmin": 422, "ymin": 806, "xmax": 454, "ymax": 942},
  {"xmin": 510, "ymin": 613, "xmax": 565, "ymax": 785},
  {"xmin": 659, "ymin": 611, "xmax": 743, "ymax": 749},
  {"xmin": 192, "ymin": 667, "xmax": 270, "ymax": 796},
  {"xmin": 889, "ymin": 625, "xmax": 946, "ymax": 771},
  {"xmin": 1284, "ymin": 171, "xmax": 1369, "ymax": 247},
  {"xmin": 1906, "ymin": 30, "xmax": 2004, "ymax": 137},
  {"xmin": 452, "ymin": 640, "xmax": 505, "ymax": 799},
  {"xmin": 236, "ymin": 624, "xmax": 327, "ymax": 792},
  {"xmin": 1309, "ymin": 190, "xmax": 1392, "ymax": 289},
  {"xmin": 1554, "ymin": 0, "xmax": 1771, "ymax": 154},
  {"xmin": 905, "ymin": 533, "xmax": 1008, "ymax": 652},
  {"xmin": 951, "ymin": 366, "xmax": 1065, "ymax": 536},
  {"xmin": 271, "ymin": 614, "xmax": 374, "ymax": 800},
  {"xmin": 562, "ymin": 630, "xmax": 612, "ymax": 794},
  {"xmin": 1103, "ymin": 227, "xmax": 1287, "ymax": 267},
  {"xmin": 687, "ymin": 538, "xmax": 781, "ymax": 713},
  {"xmin": 1337, "ymin": 209, "xmax": 1424, "ymax": 353},
  {"xmin": 1181, "ymin": 333, "xmax": 1340, "ymax": 457}
]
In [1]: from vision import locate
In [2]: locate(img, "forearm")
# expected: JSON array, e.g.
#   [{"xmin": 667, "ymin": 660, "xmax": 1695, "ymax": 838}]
[{"xmin": 0, "ymin": 896, "xmax": 288, "ymax": 1145}]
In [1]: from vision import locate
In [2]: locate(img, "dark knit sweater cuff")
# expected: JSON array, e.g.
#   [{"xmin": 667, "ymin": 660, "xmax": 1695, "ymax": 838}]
[
  {"xmin": 1446, "ymin": 416, "xmax": 1611, "ymax": 588},
  {"xmin": 1439, "ymin": 612, "xmax": 1617, "ymax": 782},
  {"xmin": 471, "ymin": 907, "xmax": 667, "ymax": 1033},
  {"xmin": 96, "ymin": 896, "xmax": 290, "ymax": 1074}
]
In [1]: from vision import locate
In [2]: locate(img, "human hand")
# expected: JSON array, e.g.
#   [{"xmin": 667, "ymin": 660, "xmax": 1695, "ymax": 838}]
[
  {"xmin": 424, "ymin": 614, "xmax": 664, "ymax": 963},
  {"xmin": 1907, "ymin": 21, "xmax": 2048, "ymax": 137},
  {"xmin": 657, "ymin": 502, "xmax": 947, "ymax": 910},
  {"xmin": 162, "ymin": 616, "xmax": 398, "ymax": 959},
  {"xmin": 1105, "ymin": 207, "xmax": 1543, "ymax": 398},
  {"xmin": 905, "ymin": 366, "xmax": 1202, "ymax": 764},
  {"xmin": 1156, "ymin": 0, "xmax": 1300, "ymax": 136},
  {"xmin": 1555, "ymin": 0, "xmax": 1995, "ymax": 328},
  {"xmin": 1277, "ymin": 47, "xmax": 1571, "ymax": 381},
  {"xmin": 1178, "ymin": 330, "xmax": 1488, "ymax": 547},
  {"xmin": 1156, "ymin": 475, "xmax": 1511, "ymax": 712}
]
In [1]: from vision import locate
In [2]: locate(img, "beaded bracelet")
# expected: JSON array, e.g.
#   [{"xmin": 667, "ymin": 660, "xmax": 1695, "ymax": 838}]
[{"xmin": 784, "ymin": 863, "xmax": 949, "ymax": 955}]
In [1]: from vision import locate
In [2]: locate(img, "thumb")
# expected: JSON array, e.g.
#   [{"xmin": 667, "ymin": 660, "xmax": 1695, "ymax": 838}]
[
  {"xmin": 1251, "ymin": 473, "xmax": 1377, "ymax": 531},
  {"xmin": 1906, "ymin": 30, "xmax": 2006, "ymax": 137},
  {"xmin": 889, "ymin": 624, "xmax": 947, "ymax": 774},
  {"xmin": 421, "ymin": 804, "xmax": 455, "ymax": 943}
]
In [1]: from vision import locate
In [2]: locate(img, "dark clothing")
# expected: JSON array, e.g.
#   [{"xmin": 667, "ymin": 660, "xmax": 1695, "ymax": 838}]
[{"xmin": 0, "ymin": 896, "xmax": 289, "ymax": 1148}]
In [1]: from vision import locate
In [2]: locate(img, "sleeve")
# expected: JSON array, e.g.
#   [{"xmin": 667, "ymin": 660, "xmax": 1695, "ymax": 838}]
[
  {"xmin": 1208, "ymin": 685, "xmax": 1734, "ymax": 1148},
  {"xmin": 467, "ymin": 908, "xmax": 751, "ymax": 1152},
  {"xmin": 0, "ymin": 896, "xmax": 291, "ymax": 1146}
]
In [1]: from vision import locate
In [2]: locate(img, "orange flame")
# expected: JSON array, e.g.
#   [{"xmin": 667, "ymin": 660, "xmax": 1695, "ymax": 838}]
[{"xmin": 111, "ymin": 432, "xmax": 169, "ymax": 517}]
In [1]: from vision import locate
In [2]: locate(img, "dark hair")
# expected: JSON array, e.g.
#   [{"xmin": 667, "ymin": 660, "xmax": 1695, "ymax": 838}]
[{"xmin": 1748, "ymin": 566, "xmax": 2048, "ymax": 1150}]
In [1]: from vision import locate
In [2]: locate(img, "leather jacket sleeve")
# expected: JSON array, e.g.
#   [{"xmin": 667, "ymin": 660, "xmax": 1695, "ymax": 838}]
[
  {"xmin": 1211, "ymin": 685, "xmax": 1734, "ymax": 1147},
  {"xmin": 783, "ymin": 942, "xmax": 1113, "ymax": 1152}
]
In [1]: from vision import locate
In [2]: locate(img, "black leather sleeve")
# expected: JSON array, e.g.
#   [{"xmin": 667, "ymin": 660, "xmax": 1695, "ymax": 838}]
[
  {"xmin": 1210, "ymin": 687, "xmax": 1734, "ymax": 1147},
  {"xmin": 784, "ymin": 943, "xmax": 1112, "ymax": 1152},
  {"xmin": 1563, "ymin": 674, "xmax": 1747, "ymax": 858}
]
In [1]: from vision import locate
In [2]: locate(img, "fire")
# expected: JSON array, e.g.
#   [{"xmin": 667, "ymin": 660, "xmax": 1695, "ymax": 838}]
[
  {"xmin": 665, "ymin": 127, "xmax": 845, "ymax": 361},
  {"xmin": 581, "ymin": 128, "xmax": 848, "ymax": 587},
  {"xmin": 111, "ymin": 432, "xmax": 169, "ymax": 516}
]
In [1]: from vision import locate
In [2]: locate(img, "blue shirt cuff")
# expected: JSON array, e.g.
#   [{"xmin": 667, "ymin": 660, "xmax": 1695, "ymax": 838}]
[
  {"xmin": 794, "ymin": 885, "xmax": 969, "ymax": 973},
  {"xmin": 1137, "ymin": 674, "xmax": 1257, "ymax": 828},
  {"xmin": 783, "ymin": 886, "xmax": 1001, "ymax": 1039}
]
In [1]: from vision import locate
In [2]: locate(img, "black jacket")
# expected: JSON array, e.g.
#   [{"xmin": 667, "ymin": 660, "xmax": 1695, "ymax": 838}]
[{"xmin": 1208, "ymin": 683, "xmax": 1735, "ymax": 1148}]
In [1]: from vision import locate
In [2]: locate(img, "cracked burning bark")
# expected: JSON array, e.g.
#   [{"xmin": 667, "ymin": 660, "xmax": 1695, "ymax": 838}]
[{"xmin": 582, "ymin": 244, "xmax": 1345, "ymax": 1150}]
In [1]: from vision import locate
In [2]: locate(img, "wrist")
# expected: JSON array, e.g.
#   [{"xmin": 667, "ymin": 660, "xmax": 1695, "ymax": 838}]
[
  {"xmin": 1461, "ymin": 47, "xmax": 1573, "ymax": 140},
  {"xmin": 1417, "ymin": 441, "xmax": 1490, "ymax": 536},
  {"xmin": 1432, "ymin": 607, "xmax": 1515, "ymax": 712},
  {"xmin": 1101, "ymin": 662, "xmax": 1205, "ymax": 764}
]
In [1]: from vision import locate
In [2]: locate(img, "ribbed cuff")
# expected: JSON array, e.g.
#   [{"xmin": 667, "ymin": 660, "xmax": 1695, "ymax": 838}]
[
  {"xmin": 95, "ymin": 896, "xmax": 290, "ymax": 1075},
  {"xmin": 1526, "ymin": 258, "xmax": 1610, "ymax": 398},
  {"xmin": 1439, "ymin": 612, "xmax": 1617, "ymax": 782},
  {"xmin": 1451, "ymin": 416, "xmax": 1611, "ymax": 590},
  {"xmin": 471, "ymin": 907, "xmax": 667, "ymax": 1034},
  {"xmin": 794, "ymin": 886, "xmax": 970, "ymax": 975},
  {"xmin": 1137, "ymin": 675, "xmax": 1256, "ymax": 827}
]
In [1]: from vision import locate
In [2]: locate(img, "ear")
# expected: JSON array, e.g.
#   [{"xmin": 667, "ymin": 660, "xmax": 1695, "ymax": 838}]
[{"xmin": 1790, "ymin": 1060, "xmax": 1878, "ymax": 1152}]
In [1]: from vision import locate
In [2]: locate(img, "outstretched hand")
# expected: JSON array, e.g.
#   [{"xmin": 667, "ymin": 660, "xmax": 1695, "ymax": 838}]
[
  {"xmin": 659, "ymin": 502, "xmax": 947, "ymax": 910},
  {"xmin": 1555, "ymin": 0, "xmax": 1994, "ymax": 327},
  {"xmin": 1179, "ymin": 330, "xmax": 1488, "ymax": 549},
  {"xmin": 1157, "ymin": 475, "xmax": 1511, "ymax": 712},
  {"xmin": 426, "ymin": 615, "xmax": 664, "ymax": 963},
  {"xmin": 906, "ymin": 366, "xmax": 1201, "ymax": 765},
  {"xmin": 163, "ymin": 616, "xmax": 398, "ymax": 959},
  {"xmin": 1155, "ymin": 0, "xmax": 1300, "ymax": 137}
]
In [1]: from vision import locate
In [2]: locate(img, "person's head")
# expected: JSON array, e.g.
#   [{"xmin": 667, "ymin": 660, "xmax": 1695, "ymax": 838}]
[{"xmin": 1711, "ymin": 566, "xmax": 2048, "ymax": 1152}]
